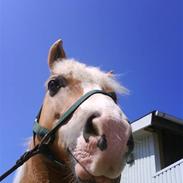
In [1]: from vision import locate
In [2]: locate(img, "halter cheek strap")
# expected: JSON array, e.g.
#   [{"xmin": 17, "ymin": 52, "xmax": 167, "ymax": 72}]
[{"xmin": 33, "ymin": 120, "xmax": 49, "ymax": 139}]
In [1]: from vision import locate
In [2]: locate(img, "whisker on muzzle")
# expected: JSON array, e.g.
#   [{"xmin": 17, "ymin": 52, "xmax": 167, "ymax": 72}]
[{"xmin": 67, "ymin": 148, "xmax": 96, "ymax": 183}]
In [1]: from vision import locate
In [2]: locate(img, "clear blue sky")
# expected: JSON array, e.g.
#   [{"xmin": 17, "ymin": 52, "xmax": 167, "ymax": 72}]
[{"xmin": 0, "ymin": 0, "xmax": 182, "ymax": 182}]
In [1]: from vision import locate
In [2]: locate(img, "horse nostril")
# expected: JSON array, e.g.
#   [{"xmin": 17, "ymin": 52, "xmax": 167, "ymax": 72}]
[{"xmin": 83, "ymin": 113, "xmax": 100, "ymax": 143}]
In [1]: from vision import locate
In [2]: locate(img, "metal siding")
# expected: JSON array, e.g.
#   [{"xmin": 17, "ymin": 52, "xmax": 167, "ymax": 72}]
[
  {"xmin": 153, "ymin": 159, "xmax": 183, "ymax": 183},
  {"xmin": 120, "ymin": 131, "xmax": 183, "ymax": 183},
  {"xmin": 120, "ymin": 133, "xmax": 156, "ymax": 183}
]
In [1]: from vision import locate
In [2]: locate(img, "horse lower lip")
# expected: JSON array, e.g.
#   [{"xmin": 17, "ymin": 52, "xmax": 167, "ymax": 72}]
[{"xmin": 78, "ymin": 176, "xmax": 115, "ymax": 183}]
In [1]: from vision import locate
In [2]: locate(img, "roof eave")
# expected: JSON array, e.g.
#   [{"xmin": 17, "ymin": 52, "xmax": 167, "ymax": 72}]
[{"xmin": 131, "ymin": 110, "xmax": 183, "ymax": 134}]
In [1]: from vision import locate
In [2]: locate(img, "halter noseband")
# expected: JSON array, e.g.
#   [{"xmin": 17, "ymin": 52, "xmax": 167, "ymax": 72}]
[
  {"xmin": 0, "ymin": 90, "xmax": 114, "ymax": 181},
  {"xmin": 33, "ymin": 90, "xmax": 114, "ymax": 143}
]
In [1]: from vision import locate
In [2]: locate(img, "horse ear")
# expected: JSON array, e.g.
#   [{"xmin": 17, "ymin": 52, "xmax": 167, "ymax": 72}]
[
  {"xmin": 106, "ymin": 70, "xmax": 114, "ymax": 77},
  {"xmin": 48, "ymin": 39, "xmax": 66, "ymax": 69}
]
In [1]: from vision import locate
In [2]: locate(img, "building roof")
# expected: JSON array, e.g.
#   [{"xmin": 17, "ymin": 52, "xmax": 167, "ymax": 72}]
[{"xmin": 131, "ymin": 110, "xmax": 183, "ymax": 135}]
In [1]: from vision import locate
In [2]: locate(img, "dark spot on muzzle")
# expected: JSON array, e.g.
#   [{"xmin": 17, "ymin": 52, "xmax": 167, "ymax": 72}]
[
  {"xmin": 127, "ymin": 134, "xmax": 134, "ymax": 154},
  {"xmin": 126, "ymin": 133, "xmax": 135, "ymax": 164},
  {"xmin": 97, "ymin": 134, "xmax": 108, "ymax": 151}
]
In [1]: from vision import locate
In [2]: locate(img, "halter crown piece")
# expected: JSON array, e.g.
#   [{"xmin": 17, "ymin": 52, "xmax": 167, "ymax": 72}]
[{"xmin": 0, "ymin": 90, "xmax": 114, "ymax": 181}]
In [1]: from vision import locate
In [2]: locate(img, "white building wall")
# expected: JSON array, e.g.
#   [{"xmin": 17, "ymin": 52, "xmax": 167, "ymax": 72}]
[
  {"xmin": 121, "ymin": 132, "xmax": 156, "ymax": 183},
  {"xmin": 153, "ymin": 159, "xmax": 183, "ymax": 183}
]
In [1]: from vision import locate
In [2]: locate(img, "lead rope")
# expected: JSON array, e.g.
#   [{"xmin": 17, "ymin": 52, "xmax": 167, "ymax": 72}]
[
  {"xmin": 0, "ymin": 140, "xmax": 96, "ymax": 182},
  {"xmin": 0, "ymin": 144, "xmax": 40, "ymax": 181},
  {"xmin": 0, "ymin": 141, "xmax": 66, "ymax": 182}
]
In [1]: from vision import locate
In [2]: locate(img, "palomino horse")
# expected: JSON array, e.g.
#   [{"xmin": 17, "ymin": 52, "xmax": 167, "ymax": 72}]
[{"xmin": 13, "ymin": 40, "xmax": 133, "ymax": 183}]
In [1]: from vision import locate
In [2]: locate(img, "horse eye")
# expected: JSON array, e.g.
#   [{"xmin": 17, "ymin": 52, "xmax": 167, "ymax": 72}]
[
  {"xmin": 48, "ymin": 80, "xmax": 60, "ymax": 96},
  {"xmin": 48, "ymin": 77, "xmax": 67, "ymax": 96}
]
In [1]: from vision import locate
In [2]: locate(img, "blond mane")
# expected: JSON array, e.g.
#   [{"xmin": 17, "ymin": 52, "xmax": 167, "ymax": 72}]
[{"xmin": 51, "ymin": 59, "xmax": 128, "ymax": 94}]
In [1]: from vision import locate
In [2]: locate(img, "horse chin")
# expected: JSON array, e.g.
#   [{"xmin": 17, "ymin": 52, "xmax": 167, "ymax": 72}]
[
  {"xmin": 77, "ymin": 176, "xmax": 121, "ymax": 183},
  {"xmin": 74, "ymin": 163, "xmax": 121, "ymax": 183}
]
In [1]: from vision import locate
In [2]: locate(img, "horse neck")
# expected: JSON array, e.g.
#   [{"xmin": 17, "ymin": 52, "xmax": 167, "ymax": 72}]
[{"xmin": 18, "ymin": 140, "xmax": 72, "ymax": 183}]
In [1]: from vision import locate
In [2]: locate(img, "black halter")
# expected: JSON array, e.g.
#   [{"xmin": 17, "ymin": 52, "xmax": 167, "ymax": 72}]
[{"xmin": 0, "ymin": 90, "xmax": 114, "ymax": 181}]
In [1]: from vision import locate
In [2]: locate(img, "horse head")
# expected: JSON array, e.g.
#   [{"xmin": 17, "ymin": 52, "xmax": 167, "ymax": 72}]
[{"xmin": 15, "ymin": 39, "xmax": 134, "ymax": 183}]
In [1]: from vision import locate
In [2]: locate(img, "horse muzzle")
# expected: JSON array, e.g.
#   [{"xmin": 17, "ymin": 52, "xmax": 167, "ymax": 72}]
[{"xmin": 72, "ymin": 113, "xmax": 132, "ymax": 181}]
